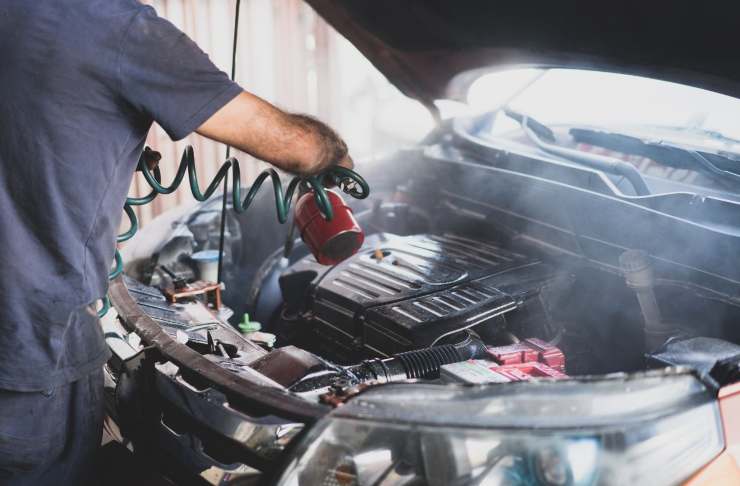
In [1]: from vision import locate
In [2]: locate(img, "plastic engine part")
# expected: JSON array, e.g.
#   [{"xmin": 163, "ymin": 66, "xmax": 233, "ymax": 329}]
[
  {"xmin": 486, "ymin": 338, "xmax": 565, "ymax": 371},
  {"xmin": 441, "ymin": 339, "xmax": 567, "ymax": 384},
  {"xmin": 441, "ymin": 359, "xmax": 567, "ymax": 384},
  {"xmin": 394, "ymin": 344, "xmax": 463, "ymax": 379}
]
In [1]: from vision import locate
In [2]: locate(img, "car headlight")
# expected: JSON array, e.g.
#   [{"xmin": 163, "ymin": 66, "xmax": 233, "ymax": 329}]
[{"xmin": 277, "ymin": 370, "xmax": 722, "ymax": 485}]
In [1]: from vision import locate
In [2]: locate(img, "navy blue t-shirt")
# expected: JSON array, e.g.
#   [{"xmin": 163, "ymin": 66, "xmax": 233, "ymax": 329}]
[{"xmin": 0, "ymin": 0, "xmax": 242, "ymax": 390}]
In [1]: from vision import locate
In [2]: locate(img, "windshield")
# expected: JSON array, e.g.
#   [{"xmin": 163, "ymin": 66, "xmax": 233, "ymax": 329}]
[
  {"xmin": 470, "ymin": 68, "xmax": 740, "ymax": 143},
  {"xmin": 463, "ymin": 68, "xmax": 740, "ymax": 196}
]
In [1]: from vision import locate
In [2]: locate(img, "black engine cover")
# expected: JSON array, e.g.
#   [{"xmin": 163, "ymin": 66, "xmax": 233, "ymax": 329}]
[{"xmin": 279, "ymin": 234, "xmax": 557, "ymax": 357}]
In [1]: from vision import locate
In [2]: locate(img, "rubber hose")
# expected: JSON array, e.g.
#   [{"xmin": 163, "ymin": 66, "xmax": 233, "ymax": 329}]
[{"xmin": 97, "ymin": 146, "xmax": 369, "ymax": 318}]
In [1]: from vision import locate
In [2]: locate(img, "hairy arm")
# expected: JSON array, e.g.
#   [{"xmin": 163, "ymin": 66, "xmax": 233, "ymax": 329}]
[{"xmin": 196, "ymin": 91, "xmax": 352, "ymax": 176}]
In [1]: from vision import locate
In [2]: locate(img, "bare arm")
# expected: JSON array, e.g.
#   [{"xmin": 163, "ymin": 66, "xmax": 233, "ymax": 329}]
[{"xmin": 196, "ymin": 91, "xmax": 352, "ymax": 176}]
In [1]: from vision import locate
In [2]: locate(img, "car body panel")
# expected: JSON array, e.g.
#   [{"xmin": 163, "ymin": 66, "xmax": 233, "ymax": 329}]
[
  {"xmin": 307, "ymin": 0, "xmax": 740, "ymax": 105},
  {"xmin": 687, "ymin": 382, "xmax": 740, "ymax": 484}
]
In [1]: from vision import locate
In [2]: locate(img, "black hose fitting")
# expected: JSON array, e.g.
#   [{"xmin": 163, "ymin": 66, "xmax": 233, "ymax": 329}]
[
  {"xmin": 350, "ymin": 334, "xmax": 487, "ymax": 383},
  {"xmin": 395, "ymin": 344, "xmax": 463, "ymax": 379}
]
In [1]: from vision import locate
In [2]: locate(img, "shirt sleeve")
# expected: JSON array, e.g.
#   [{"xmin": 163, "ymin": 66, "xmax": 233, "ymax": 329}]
[{"xmin": 117, "ymin": 6, "xmax": 243, "ymax": 141}]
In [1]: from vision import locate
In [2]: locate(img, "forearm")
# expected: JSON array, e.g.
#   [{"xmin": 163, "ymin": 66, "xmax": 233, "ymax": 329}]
[{"xmin": 196, "ymin": 91, "xmax": 348, "ymax": 175}]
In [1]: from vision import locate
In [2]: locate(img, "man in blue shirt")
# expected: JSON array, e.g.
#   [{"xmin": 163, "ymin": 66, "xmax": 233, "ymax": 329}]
[{"xmin": 0, "ymin": 1, "xmax": 352, "ymax": 483}]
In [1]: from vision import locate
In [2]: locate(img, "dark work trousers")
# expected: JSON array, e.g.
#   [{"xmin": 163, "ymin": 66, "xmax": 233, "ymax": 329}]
[{"xmin": 0, "ymin": 368, "xmax": 104, "ymax": 485}]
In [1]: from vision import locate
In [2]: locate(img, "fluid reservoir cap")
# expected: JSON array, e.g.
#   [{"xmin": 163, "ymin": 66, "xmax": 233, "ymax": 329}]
[
  {"xmin": 191, "ymin": 250, "xmax": 220, "ymax": 282},
  {"xmin": 619, "ymin": 249, "xmax": 654, "ymax": 288},
  {"xmin": 191, "ymin": 250, "xmax": 220, "ymax": 262},
  {"xmin": 239, "ymin": 313, "xmax": 262, "ymax": 333}
]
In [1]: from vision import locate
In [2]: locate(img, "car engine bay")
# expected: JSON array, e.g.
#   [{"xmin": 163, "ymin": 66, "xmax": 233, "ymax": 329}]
[
  {"xmin": 112, "ymin": 190, "xmax": 740, "ymax": 397},
  {"xmin": 102, "ymin": 151, "xmax": 740, "ymax": 476}
]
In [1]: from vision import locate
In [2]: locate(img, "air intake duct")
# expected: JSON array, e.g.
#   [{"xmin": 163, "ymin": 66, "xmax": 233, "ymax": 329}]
[{"xmin": 349, "ymin": 334, "xmax": 487, "ymax": 383}]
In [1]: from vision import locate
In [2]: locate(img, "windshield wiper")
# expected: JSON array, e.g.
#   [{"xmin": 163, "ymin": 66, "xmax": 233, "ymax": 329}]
[
  {"xmin": 569, "ymin": 127, "xmax": 740, "ymax": 189},
  {"xmin": 504, "ymin": 109, "xmax": 651, "ymax": 196}
]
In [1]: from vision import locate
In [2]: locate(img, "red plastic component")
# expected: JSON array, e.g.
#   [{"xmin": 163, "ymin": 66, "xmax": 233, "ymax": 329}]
[
  {"xmin": 294, "ymin": 189, "xmax": 364, "ymax": 265},
  {"xmin": 486, "ymin": 339, "xmax": 566, "ymax": 372},
  {"xmin": 486, "ymin": 342, "xmax": 539, "ymax": 366},
  {"xmin": 523, "ymin": 338, "xmax": 566, "ymax": 372},
  {"xmin": 493, "ymin": 362, "xmax": 568, "ymax": 381},
  {"xmin": 440, "ymin": 358, "xmax": 568, "ymax": 384}
]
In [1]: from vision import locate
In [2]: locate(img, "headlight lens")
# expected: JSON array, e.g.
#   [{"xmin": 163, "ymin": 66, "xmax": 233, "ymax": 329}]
[{"xmin": 277, "ymin": 371, "xmax": 722, "ymax": 485}]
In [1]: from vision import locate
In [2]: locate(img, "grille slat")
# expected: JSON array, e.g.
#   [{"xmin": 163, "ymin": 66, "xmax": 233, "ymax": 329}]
[
  {"xmin": 440, "ymin": 233, "xmax": 526, "ymax": 259},
  {"xmin": 342, "ymin": 269, "xmax": 402, "ymax": 294},
  {"xmin": 412, "ymin": 301, "xmax": 446, "ymax": 318},
  {"xmin": 337, "ymin": 271, "xmax": 397, "ymax": 295},
  {"xmin": 433, "ymin": 296, "xmax": 464, "ymax": 311},
  {"xmin": 354, "ymin": 261, "xmax": 420, "ymax": 288},
  {"xmin": 332, "ymin": 278, "xmax": 379, "ymax": 299},
  {"xmin": 427, "ymin": 235, "xmax": 508, "ymax": 265},
  {"xmin": 392, "ymin": 306, "xmax": 422, "ymax": 323}
]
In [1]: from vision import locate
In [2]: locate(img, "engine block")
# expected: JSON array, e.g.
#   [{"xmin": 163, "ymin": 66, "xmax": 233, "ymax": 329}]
[{"xmin": 279, "ymin": 233, "xmax": 558, "ymax": 357}]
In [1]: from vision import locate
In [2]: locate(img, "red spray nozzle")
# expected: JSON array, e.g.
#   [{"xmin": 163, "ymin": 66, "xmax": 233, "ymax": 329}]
[{"xmin": 294, "ymin": 189, "xmax": 364, "ymax": 265}]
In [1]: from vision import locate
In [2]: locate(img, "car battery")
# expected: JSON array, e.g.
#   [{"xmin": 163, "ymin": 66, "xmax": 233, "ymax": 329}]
[
  {"xmin": 441, "ymin": 359, "xmax": 567, "ymax": 384},
  {"xmin": 486, "ymin": 338, "xmax": 565, "ymax": 372}
]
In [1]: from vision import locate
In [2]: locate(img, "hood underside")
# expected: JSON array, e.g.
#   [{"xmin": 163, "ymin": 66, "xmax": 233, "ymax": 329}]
[{"xmin": 307, "ymin": 0, "xmax": 740, "ymax": 106}]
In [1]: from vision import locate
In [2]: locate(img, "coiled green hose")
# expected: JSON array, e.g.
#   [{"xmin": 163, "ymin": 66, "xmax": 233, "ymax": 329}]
[{"xmin": 99, "ymin": 146, "xmax": 369, "ymax": 317}]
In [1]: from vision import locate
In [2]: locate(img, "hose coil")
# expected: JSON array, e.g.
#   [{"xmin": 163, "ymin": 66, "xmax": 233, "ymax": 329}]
[{"xmin": 100, "ymin": 146, "xmax": 368, "ymax": 317}]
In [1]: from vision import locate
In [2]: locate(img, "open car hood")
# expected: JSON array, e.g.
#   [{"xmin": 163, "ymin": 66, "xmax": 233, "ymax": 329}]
[{"xmin": 307, "ymin": 0, "xmax": 740, "ymax": 107}]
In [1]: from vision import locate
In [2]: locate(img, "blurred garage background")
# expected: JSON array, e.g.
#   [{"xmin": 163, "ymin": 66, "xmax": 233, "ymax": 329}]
[{"xmin": 131, "ymin": 0, "xmax": 433, "ymax": 226}]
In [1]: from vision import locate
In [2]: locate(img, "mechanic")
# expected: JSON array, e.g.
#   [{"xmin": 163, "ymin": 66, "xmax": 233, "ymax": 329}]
[{"xmin": 0, "ymin": 1, "xmax": 352, "ymax": 484}]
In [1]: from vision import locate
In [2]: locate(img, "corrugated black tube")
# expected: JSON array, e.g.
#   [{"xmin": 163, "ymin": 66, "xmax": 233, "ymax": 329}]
[{"xmin": 394, "ymin": 344, "xmax": 464, "ymax": 379}]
